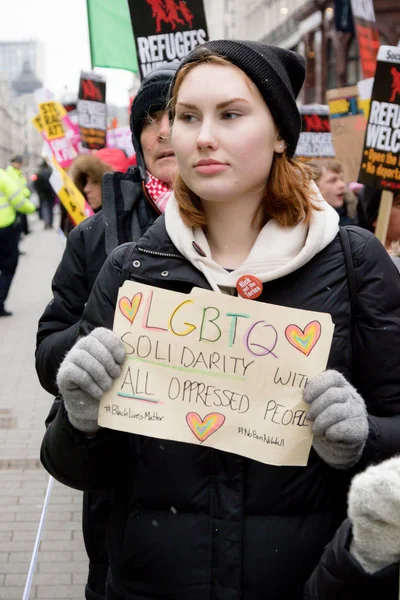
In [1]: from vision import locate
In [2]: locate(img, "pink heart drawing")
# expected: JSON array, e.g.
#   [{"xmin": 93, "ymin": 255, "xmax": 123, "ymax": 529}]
[
  {"xmin": 186, "ymin": 412, "xmax": 226, "ymax": 443},
  {"xmin": 119, "ymin": 293, "xmax": 142, "ymax": 324}
]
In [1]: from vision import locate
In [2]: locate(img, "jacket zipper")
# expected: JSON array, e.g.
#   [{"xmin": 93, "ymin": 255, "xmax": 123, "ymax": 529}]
[{"xmin": 137, "ymin": 247, "xmax": 183, "ymax": 260}]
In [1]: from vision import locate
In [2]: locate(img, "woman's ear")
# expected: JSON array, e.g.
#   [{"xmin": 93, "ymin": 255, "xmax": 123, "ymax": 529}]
[{"xmin": 274, "ymin": 135, "xmax": 286, "ymax": 154}]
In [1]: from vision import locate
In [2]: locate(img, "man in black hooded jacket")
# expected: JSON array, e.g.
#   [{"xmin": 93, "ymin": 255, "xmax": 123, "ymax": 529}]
[{"xmin": 35, "ymin": 63, "xmax": 178, "ymax": 600}]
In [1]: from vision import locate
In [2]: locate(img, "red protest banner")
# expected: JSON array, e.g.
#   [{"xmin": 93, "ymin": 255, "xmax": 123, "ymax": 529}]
[{"xmin": 350, "ymin": 0, "xmax": 380, "ymax": 79}]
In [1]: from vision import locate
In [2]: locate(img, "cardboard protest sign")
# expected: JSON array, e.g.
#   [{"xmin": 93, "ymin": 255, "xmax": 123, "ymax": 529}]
[
  {"xmin": 107, "ymin": 126, "xmax": 134, "ymax": 156},
  {"xmin": 77, "ymin": 72, "xmax": 107, "ymax": 149},
  {"xmin": 357, "ymin": 77, "xmax": 374, "ymax": 119},
  {"xmin": 39, "ymin": 101, "xmax": 64, "ymax": 140},
  {"xmin": 49, "ymin": 157, "xmax": 94, "ymax": 226},
  {"xmin": 358, "ymin": 46, "xmax": 400, "ymax": 193},
  {"xmin": 127, "ymin": 0, "xmax": 208, "ymax": 79},
  {"xmin": 350, "ymin": 0, "xmax": 380, "ymax": 79},
  {"xmin": 99, "ymin": 282, "xmax": 334, "ymax": 467},
  {"xmin": 54, "ymin": 102, "xmax": 82, "ymax": 154},
  {"xmin": 327, "ymin": 86, "xmax": 367, "ymax": 182},
  {"xmin": 34, "ymin": 102, "xmax": 77, "ymax": 169},
  {"xmin": 295, "ymin": 105, "xmax": 335, "ymax": 159},
  {"xmin": 32, "ymin": 114, "xmax": 44, "ymax": 135}
]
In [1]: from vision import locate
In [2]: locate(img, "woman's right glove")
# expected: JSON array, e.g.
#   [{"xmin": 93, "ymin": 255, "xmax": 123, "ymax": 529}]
[
  {"xmin": 348, "ymin": 456, "xmax": 400, "ymax": 573},
  {"xmin": 57, "ymin": 327, "xmax": 125, "ymax": 433}
]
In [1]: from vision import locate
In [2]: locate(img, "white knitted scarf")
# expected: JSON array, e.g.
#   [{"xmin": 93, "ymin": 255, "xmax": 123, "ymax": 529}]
[{"xmin": 165, "ymin": 182, "xmax": 339, "ymax": 292}]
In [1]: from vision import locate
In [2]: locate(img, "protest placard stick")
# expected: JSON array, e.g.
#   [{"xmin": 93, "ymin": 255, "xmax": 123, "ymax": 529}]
[
  {"xmin": 375, "ymin": 190, "xmax": 393, "ymax": 244},
  {"xmin": 22, "ymin": 476, "xmax": 54, "ymax": 600}
]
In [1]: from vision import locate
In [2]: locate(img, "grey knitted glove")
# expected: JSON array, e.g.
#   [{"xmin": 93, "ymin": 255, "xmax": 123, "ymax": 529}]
[
  {"xmin": 304, "ymin": 370, "xmax": 368, "ymax": 470},
  {"xmin": 57, "ymin": 327, "xmax": 125, "ymax": 433},
  {"xmin": 349, "ymin": 456, "xmax": 400, "ymax": 573}
]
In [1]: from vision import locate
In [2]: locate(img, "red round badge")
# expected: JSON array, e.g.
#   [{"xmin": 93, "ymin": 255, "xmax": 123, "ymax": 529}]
[{"xmin": 236, "ymin": 275, "xmax": 263, "ymax": 300}]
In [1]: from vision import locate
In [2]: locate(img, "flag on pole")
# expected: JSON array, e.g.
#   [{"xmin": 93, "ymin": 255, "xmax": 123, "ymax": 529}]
[{"xmin": 86, "ymin": 0, "xmax": 139, "ymax": 73}]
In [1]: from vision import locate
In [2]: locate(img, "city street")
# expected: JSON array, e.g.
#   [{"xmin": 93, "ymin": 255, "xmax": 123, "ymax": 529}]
[
  {"xmin": 1, "ymin": 0, "xmax": 400, "ymax": 598},
  {"xmin": 0, "ymin": 212, "xmax": 86, "ymax": 599}
]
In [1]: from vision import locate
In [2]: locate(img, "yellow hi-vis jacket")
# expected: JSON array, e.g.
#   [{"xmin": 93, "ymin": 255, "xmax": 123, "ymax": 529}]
[
  {"xmin": 0, "ymin": 169, "xmax": 36, "ymax": 228},
  {"xmin": 6, "ymin": 165, "xmax": 31, "ymax": 198}
]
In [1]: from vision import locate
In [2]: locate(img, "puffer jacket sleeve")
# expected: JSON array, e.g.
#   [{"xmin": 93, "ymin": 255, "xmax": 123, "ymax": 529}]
[
  {"xmin": 35, "ymin": 226, "xmax": 89, "ymax": 396},
  {"xmin": 303, "ymin": 520, "xmax": 399, "ymax": 599},
  {"xmin": 41, "ymin": 400, "xmax": 129, "ymax": 491},
  {"xmin": 348, "ymin": 228, "xmax": 400, "ymax": 464},
  {"xmin": 41, "ymin": 244, "xmax": 133, "ymax": 491},
  {"xmin": 79, "ymin": 242, "xmax": 132, "ymax": 335}
]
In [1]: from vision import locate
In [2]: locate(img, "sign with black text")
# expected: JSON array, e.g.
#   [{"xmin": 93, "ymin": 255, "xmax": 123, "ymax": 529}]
[
  {"xmin": 358, "ymin": 46, "xmax": 400, "ymax": 191},
  {"xmin": 100, "ymin": 282, "xmax": 334, "ymax": 467},
  {"xmin": 295, "ymin": 105, "xmax": 335, "ymax": 159},
  {"xmin": 77, "ymin": 72, "xmax": 107, "ymax": 150},
  {"xmin": 127, "ymin": 0, "xmax": 208, "ymax": 79}
]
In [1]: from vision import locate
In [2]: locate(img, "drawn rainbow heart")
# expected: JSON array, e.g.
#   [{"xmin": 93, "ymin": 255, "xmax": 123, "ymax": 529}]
[
  {"xmin": 186, "ymin": 412, "xmax": 226, "ymax": 443},
  {"xmin": 119, "ymin": 293, "xmax": 142, "ymax": 325},
  {"xmin": 285, "ymin": 320, "xmax": 322, "ymax": 357}
]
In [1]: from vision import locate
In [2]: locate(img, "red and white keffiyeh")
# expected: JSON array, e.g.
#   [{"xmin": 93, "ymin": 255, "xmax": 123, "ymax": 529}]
[{"xmin": 145, "ymin": 171, "xmax": 171, "ymax": 214}]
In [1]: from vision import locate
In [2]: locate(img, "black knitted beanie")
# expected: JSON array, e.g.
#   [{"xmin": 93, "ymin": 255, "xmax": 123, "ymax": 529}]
[{"xmin": 173, "ymin": 40, "xmax": 306, "ymax": 158}]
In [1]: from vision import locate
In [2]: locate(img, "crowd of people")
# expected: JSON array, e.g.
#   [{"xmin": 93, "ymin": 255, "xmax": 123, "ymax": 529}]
[{"xmin": 1, "ymin": 38, "xmax": 400, "ymax": 599}]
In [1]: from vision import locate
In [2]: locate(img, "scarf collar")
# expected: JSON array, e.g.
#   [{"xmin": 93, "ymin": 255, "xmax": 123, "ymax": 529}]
[
  {"xmin": 165, "ymin": 182, "xmax": 340, "ymax": 292},
  {"xmin": 145, "ymin": 171, "xmax": 171, "ymax": 214}
]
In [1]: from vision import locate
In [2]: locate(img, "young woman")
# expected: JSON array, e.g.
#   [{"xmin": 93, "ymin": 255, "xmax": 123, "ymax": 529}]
[{"xmin": 41, "ymin": 41, "xmax": 400, "ymax": 600}]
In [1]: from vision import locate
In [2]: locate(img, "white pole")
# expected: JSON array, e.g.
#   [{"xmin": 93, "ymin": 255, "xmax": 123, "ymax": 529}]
[{"xmin": 22, "ymin": 475, "xmax": 54, "ymax": 600}]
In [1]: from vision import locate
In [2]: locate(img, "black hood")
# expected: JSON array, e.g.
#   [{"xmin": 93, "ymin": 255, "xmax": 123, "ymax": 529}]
[{"xmin": 130, "ymin": 63, "xmax": 179, "ymax": 181}]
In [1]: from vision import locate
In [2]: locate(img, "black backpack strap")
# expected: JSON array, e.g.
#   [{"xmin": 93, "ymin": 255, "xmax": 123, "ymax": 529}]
[{"xmin": 339, "ymin": 226, "xmax": 357, "ymax": 318}]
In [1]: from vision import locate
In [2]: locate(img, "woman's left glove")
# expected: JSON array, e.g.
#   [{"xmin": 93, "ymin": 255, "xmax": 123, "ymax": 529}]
[{"xmin": 304, "ymin": 370, "xmax": 368, "ymax": 470}]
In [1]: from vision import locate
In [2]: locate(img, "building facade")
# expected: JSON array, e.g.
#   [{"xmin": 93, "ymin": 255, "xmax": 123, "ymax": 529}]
[
  {"xmin": 234, "ymin": 0, "xmax": 400, "ymax": 104},
  {"xmin": 0, "ymin": 41, "xmax": 44, "ymax": 173},
  {"xmin": 203, "ymin": 0, "xmax": 238, "ymax": 40},
  {"xmin": 0, "ymin": 41, "xmax": 44, "ymax": 86},
  {"xmin": 0, "ymin": 75, "xmax": 23, "ymax": 169},
  {"xmin": 0, "ymin": 86, "xmax": 43, "ymax": 174}
]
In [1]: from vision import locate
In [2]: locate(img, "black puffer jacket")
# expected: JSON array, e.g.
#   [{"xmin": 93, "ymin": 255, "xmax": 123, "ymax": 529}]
[
  {"xmin": 33, "ymin": 165, "xmax": 55, "ymax": 203},
  {"xmin": 36, "ymin": 168, "xmax": 158, "ymax": 396},
  {"xmin": 304, "ymin": 519, "xmax": 399, "ymax": 599},
  {"xmin": 36, "ymin": 167, "xmax": 159, "ymax": 600},
  {"xmin": 41, "ymin": 218, "xmax": 400, "ymax": 600}
]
